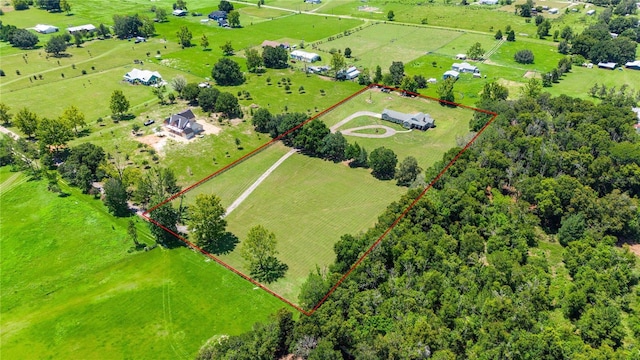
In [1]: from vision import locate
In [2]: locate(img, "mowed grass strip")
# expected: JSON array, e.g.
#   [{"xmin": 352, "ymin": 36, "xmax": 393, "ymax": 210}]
[
  {"xmin": 0, "ymin": 167, "xmax": 283, "ymax": 359},
  {"xmin": 209, "ymin": 153, "xmax": 405, "ymax": 301}
]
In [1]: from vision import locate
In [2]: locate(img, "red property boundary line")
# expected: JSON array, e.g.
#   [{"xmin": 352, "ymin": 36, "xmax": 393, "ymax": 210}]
[{"xmin": 141, "ymin": 83, "xmax": 498, "ymax": 316}]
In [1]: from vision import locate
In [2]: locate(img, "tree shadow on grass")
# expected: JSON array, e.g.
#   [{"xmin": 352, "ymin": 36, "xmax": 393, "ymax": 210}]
[{"xmin": 205, "ymin": 232, "xmax": 239, "ymax": 255}]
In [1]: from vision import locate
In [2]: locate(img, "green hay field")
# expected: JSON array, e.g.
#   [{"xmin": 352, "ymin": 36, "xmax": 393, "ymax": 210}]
[
  {"xmin": 0, "ymin": 167, "xmax": 284, "ymax": 359},
  {"xmin": 315, "ymin": 23, "xmax": 464, "ymax": 70}
]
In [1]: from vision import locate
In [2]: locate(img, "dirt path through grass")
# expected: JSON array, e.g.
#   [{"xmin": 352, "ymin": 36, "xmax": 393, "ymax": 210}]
[{"xmin": 224, "ymin": 148, "xmax": 297, "ymax": 217}]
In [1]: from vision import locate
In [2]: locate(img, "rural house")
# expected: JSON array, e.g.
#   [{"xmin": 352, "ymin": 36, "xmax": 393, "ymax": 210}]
[
  {"xmin": 290, "ymin": 50, "xmax": 321, "ymax": 62},
  {"xmin": 208, "ymin": 10, "xmax": 227, "ymax": 21},
  {"xmin": 164, "ymin": 109, "xmax": 203, "ymax": 139},
  {"xmin": 124, "ymin": 68, "xmax": 163, "ymax": 86},
  {"xmin": 381, "ymin": 109, "xmax": 435, "ymax": 130},
  {"xmin": 597, "ymin": 62, "xmax": 617, "ymax": 70},
  {"xmin": 67, "ymin": 24, "xmax": 96, "ymax": 34},
  {"xmin": 452, "ymin": 62, "xmax": 479, "ymax": 73},
  {"xmin": 34, "ymin": 24, "xmax": 58, "ymax": 34},
  {"xmin": 625, "ymin": 60, "xmax": 640, "ymax": 70},
  {"xmin": 172, "ymin": 9, "xmax": 188, "ymax": 16},
  {"xmin": 261, "ymin": 40, "xmax": 290, "ymax": 49},
  {"xmin": 443, "ymin": 70, "xmax": 460, "ymax": 80},
  {"xmin": 306, "ymin": 0, "xmax": 321, "ymax": 3},
  {"xmin": 338, "ymin": 66, "xmax": 360, "ymax": 80},
  {"xmin": 455, "ymin": 54, "xmax": 467, "ymax": 60},
  {"xmin": 478, "ymin": 0, "xmax": 499, "ymax": 5}
]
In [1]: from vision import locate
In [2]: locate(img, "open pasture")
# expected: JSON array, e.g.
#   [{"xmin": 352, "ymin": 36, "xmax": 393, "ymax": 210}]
[
  {"xmin": 315, "ymin": 23, "xmax": 464, "ymax": 70},
  {"xmin": 0, "ymin": 167, "xmax": 283, "ymax": 359}
]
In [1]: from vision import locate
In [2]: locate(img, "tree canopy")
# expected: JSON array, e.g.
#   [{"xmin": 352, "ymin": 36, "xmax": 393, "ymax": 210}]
[
  {"xmin": 188, "ymin": 194, "xmax": 228, "ymax": 254},
  {"xmin": 211, "ymin": 58, "xmax": 244, "ymax": 86}
]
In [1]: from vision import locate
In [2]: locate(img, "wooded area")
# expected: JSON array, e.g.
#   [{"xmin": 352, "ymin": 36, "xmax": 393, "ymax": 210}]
[{"xmin": 198, "ymin": 89, "xmax": 640, "ymax": 359}]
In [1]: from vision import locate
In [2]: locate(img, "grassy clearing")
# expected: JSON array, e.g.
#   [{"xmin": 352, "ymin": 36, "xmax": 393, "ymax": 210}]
[
  {"xmin": 214, "ymin": 152, "xmax": 405, "ymax": 302},
  {"xmin": 488, "ymin": 39, "xmax": 566, "ymax": 72},
  {"xmin": 320, "ymin": 89, "xmax": 474, "ymax": 168},
  {"xmin": 315, "ymin": 23, "xmax": 463, "ymax": 70},
  {"xmin": 0, "ymin": 167, "xmax": 283, "ymax": 359},
  {"xmin": 544, "ymin": 66, "xmax": 640, "ymax": 100}
]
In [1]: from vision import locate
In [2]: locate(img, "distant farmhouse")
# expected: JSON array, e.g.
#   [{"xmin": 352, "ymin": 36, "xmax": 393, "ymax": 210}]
[
  {"xmin": 381, "ymin": 109, "xmax": 435, "ymax": 130},
  {"xmin": 208, "ymin": 10, "xmax": 227, "ymax": 21},
  {"xmin": 443, "ymin": 70, "xmax": 460, "ymax": 80},
  {"xmin": 452, "ymin": 62, "xmax": 479, "ymax": 73},
  {"xmin": 305, "ymin": 0, "xmax": 321, "ymax": 3},
  {"xmin": 67, "ymin": 24, "xmax": 96, "ymax": 34},
  {"xmin": 586, "ymin": 9, "xmax": 596, "ymax": 15},
  {"xmin": 124, "ymin": 68, "xmax": 163, "ymax": 86},
  {"xmin": 290, "ymin": 50, "xmax": 321, "ymax": 63},
  {"xmin": 172, "ymin": 9, "xmax": 188, "ymax": 16},
  {"xmin": 548, "ymin": 8, "xmax": 559, "ymax": 14},
  {"xmin": 164, "ymin": 109, "xmax": 203, "ymax": 139},
  {"xmin": 455, "ymin": 54, "xmax": 467, "ymax": 60},
  {"xmin": 338, "ymin": 66, "xmax": 360, "ymax": 80},
  {"xmin": 478, "ymin": 0, "xmax": 499, "ymax": 5},
  {"xmin": 34, "ymin": 24, "xmax": 59, "ymax": 34},
  {"xmin": 625, "ymin": 60, "xmax": 640, "ymax": 70},
  {"xmin": 261, "ymin": 40, "xmax": 290, "ymax": 49},
  {"xmin": 597, "ymin": 62, "xmax": 617, "ymax": 70}
]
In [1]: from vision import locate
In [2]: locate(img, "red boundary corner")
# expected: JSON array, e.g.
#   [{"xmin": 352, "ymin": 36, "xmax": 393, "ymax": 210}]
[{"xmin": 141, "ymin": 83, "xmax": 498, "ymax": 316}]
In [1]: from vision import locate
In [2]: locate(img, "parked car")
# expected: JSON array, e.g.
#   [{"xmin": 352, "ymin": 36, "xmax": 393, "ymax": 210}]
[{"xmin": 143, "ymin": 119, "xmax": 155, "ymax": 126}]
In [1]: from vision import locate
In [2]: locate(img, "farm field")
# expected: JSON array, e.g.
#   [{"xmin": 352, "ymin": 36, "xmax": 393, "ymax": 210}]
[
  {"xmin": 0, "ymin": 167, "xmax": 283, "ymax": 359},
  {"xmin": 315, "ymin": 23, "xmax": 464, "ymax": 70}
]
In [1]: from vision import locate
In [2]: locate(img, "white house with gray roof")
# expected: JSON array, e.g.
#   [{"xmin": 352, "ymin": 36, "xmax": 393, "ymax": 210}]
[
  {"xmin": 452, "ymin": 62, "xmax": 479, "ymax": 73},
  {"xmin": 381, "ymin": 109, "xmax": 435, "ymax": 130},
  {"xmin": 164, "ymin": 109, "xmax": 203, "ymax": 139}
]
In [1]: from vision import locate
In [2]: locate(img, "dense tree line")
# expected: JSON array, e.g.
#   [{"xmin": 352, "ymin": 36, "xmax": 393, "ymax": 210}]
[
  {"xmin": 200, "ymin": 88, "xmax": 640, "ymax": 358},
  {"xmin": 112, "ymin": 14, "xmax": 155, "ymax": 39},
  {"xmin": 0, "ymin": 21, "xmax": 38, "ymax": 49},
  {"xmin": 568, "ymin": 20, "xmax": 638, "ymax": 64}
]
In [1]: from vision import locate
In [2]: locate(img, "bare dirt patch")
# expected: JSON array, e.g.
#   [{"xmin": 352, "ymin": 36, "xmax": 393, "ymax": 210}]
[
  {"xmin": 629, "ymin": 244, "xmax": 640, "ymax": 257},
  {"xmin": 523, "ymin": 70, "xmax": 540, "ymax": 78},
  {"xmin": 358, "ymin": 6, "xmax": 381, "ymax": 13}
]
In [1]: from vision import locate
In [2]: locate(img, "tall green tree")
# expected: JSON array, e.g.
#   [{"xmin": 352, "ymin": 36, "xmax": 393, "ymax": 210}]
[
  {"xmin": 387, "ymin": 10, "xmax": 395, "ymax": 21},
  {"xmin": 13, "ymin": 107, "xmax": 38, "ymax": 138},
  {"xmin": 60, "ymin": 105, "xmax": 86, "ymax": 135},
  {"xmin": 128, "ymin": 219, "xmax": 140, "ymax": 247},
  {"xmin": 389, "ymin": 61, "xmax": 404, "ymax": 86},
  {"xmin": 198, "ymin": 87, "xmax": 220, "ymax": 113},
  {"xmin": 330, "ymin": 52, "xmax": 345, "ymax": 79},
  {"xmin": 109, "ymin": 90, "xmax": 130, "ymax": 121},
  {"xmin": 220, "ymin": 40, "xmax": 234, "ymax": 55},
  {"xmin": 437, "ymin": 77, "xmax": 456, "ymax": 104},
  {"xmin": 200, "ymin": 33, "xmax": 209, "ymax": 50},
  {"xmin": 211, "ymin": 58, "xmax": 244, "ymax": 86},
  {"xmin": 395, "ymin": 156, "xmax": 422, "ymax": 186},
  {"xmin": 37, "ymin": 117, "xmax": 73, "ymax": 150},
  {"xmin": 467, "ymin": 42, "xmax": 485, "ymax": 60},
  {"xmin": 215, "ymin": 92, "xmax": 242, "ymax": 118},
  {"xmin": 0, "ymin": 103, "xmax": 12, "ymax": 126},
  {"xmin": 262, "ymin": 46, "xmax": 288, "ymax": 69},
  {"xmin": 369, "ymin": 147, "xmax": 397, "ymax": 180},
  {"xmin": 188, "ymin": 194, "xmax": 228, "ymax": 253},
  {"xmin": 44, "ymin": 35, "xmax": 68, "ymax": 56},
  {"xmin": 228, "ymin": 10, "xmax": 240, "ymax": 27},
  {"xmin": 245, "ymin": 48, "xmax": 263, "ymax": 73},
  {"xmin": 241, "ymin": 225, "xmax": 288, "ymax": 283},
  {"xmin": 103, "ymin": 177, "xmax": 129, "ymax": 216},
  {"xmin": 176, "ymin": 26, "xmax": 192, "ymax": 47}
]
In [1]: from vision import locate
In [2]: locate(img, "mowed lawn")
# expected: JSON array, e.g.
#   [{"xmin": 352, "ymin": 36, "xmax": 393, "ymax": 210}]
[
  {"xmin": 315, "ymin": 23, "xmax": 464, "ymax": 70},
  {"xmin": 0, "ymin": 167, "xmax": 283, "ymax": 359},
  {"xmin": 321, "ymin": 89, "xmax": 475, "ymax": 168},
  {"xmin": 182, "ymin": 150, "xmax": 405, "ymax": 303}
]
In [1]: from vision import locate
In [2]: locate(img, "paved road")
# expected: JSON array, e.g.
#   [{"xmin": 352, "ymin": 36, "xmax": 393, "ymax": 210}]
[
  {"xmin": 0, "ymin": 125, "xmax": 20, "ymax": 139},
  {"xmin": 224, "ymin": 148, "xmax": 297, "ymax": 217}
]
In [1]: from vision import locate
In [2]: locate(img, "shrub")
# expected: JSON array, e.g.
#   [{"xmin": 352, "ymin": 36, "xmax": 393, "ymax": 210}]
[{"xmin": 514, "ymin": 49, "xmax": 534, "ymax": 64}]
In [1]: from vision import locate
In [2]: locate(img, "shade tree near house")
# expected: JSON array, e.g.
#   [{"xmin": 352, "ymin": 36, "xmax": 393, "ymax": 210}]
[
  {"xmin": 112, "ymin": 14, "xmax": 154, "ymax": 39},
  {"xmin": 215, "ymin": 92, "xmax": 242, "ymax": 119},
  {"xmin": 198, "ymin": 87, "xmax": 220, "ymax": 113},
  {"xmin": 218, "ymin": 0, "xmax": 233, "ymax": 12},
  {"xmin": 262, "ymin": 46, "xmax": 288, "ymax": 69},
  {"xmin": 60, "ymin": 105, "xmax": 86, "ymax": 135},
  {"xmin": 246, "ymin": 48, "xmax": 263, "ymax": 73},
  {"xmin": 133, "ymin": 167, "xmax": 181, "ymax": 207},
  {"xmin": 437, "ymin": 77, "xmax": 456, "ymax": 104},
  {"xmin": 240, "ymin": 225, "xmax": 288, "ymax": 283},
  {"xmin": 45, "ymin": 35, "xmax": 68, "ymax": 57},
  {"xmin": 331, "ymin": 52, "xmax": 346, "ymax": 79},
  {"xmin": 37, "ymin": 116, "xmax": 73, "ymax": 151},
  {"xmin": 110, "ymin": 90, "xmax": 130, "ymax": 121},
  {"xmin": 467, "ymin": 42, "xmax": 485, "ymax": 60},
  {"xmin": 345, "ymin": 142, "xmax": 369, "ymax": 168},
  {"xmin": 228, "ymin": 10, "xmax": 240, "ymax": 28},
  {"xmin": 9, "ymin": 29, "xmax": 38, "ymax": 49},
  {"xmin": 389, "ymin": 61, "xmax": 404, "ymax": 86},
  {"xmin": 187, "ymin": 194, "xmax": 228, "ymax": 254},
  {"xmin": 181, "ymin": 83, "xmax": 200, "ymax": 104}
]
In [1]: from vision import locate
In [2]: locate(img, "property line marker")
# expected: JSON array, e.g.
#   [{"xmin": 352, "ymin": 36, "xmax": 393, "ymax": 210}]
[{"xmin": 142, "ymin": 83, "xmax": 498, "ymax": 316}]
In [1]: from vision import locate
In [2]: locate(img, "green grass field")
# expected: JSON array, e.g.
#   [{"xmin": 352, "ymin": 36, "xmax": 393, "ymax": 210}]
[
  {"xmin": 0, "ymin": 167, "xmax": 284, "ymax": 359},
  {"xmin": 315, "ymin": 23, "xmax": 464, "ymax": 70}
]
